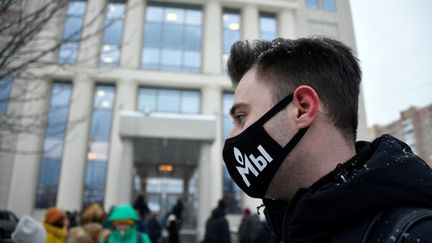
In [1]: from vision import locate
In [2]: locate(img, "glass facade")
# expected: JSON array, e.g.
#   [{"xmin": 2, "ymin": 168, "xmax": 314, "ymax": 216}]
[
  {"xmin": 223, "ymin": 9, "xmax": 241, "ymax": 71},
  {"xmin": 0, "ymin": 75, "xmax": 12, "ymax": 113},
  {"xmin": 323, "ymin": 0, "xmax": 336, "ymax": 11},
  {"xmin": 141, "ymin": 3, "xmax": 203, "ymax": 72},
  {"xmin": 306, "ymin": 0, "xmax": 336, "ymax": 11},
  {"xmin": 305, "ymin": 0, "xmax": 319, "ymax": 9},
  {"xmin": 260, "ymin": 12, "xmax": 277, "ymax": 41},
  {"xmin": 58, "ymin": 0, "xmax": 87, "ymax": 64},
  {"xmin": 100, "ymin": 1, "xmax": 126, "ymax": 66},
  {"xmin": 83, "ymin": 85, "xmax": 115, "ymax": 205},
  {"xmin": 138, "ymin": 87, "xmax": 200, "ymax": 114},
  {"xmin": 36, "ymin": 82, "xmax": 72, "ymax": 208},
  {"xmin": 222, "ymin": 92, "xmax": 241, "ymax": 213}
]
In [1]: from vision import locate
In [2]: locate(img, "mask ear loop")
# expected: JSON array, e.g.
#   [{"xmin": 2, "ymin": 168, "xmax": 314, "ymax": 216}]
[
  {"xmin": 256, "ymin": 94, "xmax": 294, "ymax": 126},
  {"xmin": 260, "ymin": 93, "xmax": 309, "ymax": 154},
  {"xmin": 256, "ymin": 204, "xmax": 265, "ymax": 215},
  {"xmin": 282, "ymin": 127, "xmax": 309, "ymax": 154}
]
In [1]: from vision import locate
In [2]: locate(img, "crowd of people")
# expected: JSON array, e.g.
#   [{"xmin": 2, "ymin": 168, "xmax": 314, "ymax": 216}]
[
  {"xmin": 6, "ymin": 195, "xmax": 278, "ymax": 243},
  {"xmin": 8, "ymin": 203, "xmax": 152, "ymax": 243},
  {"xmin": 202, "ymin": 199, "xmax": 278, "ymax": 243},
  {"xmin": 8, "ymin": 195, "xmax": 184, "ymax": 243}
]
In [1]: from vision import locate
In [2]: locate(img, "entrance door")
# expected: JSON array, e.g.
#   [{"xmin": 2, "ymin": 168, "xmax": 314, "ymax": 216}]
[{"xmin": 134, "ymin": 173, "xmax": 198, "ymax": 229}]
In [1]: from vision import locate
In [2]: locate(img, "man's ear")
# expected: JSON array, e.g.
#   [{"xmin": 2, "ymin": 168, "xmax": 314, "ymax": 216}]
[{"xmin": 292, "ymin": 85, "xmax": 320, "ymax": 128}]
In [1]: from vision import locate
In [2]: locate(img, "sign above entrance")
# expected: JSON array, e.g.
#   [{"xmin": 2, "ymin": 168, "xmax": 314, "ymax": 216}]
[{"xmin": 159, "ymin": 164, "xmax": 174, "ymax": 173}]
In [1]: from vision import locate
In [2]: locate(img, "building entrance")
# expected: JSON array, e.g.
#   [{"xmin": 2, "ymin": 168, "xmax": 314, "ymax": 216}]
[
  {"xmin": 134, "ymin": 170, "xmax": 198, "ymax": 229},
  {"xmin": 119, "ymin": 111, "xmax": 218, "ymax": 240}
]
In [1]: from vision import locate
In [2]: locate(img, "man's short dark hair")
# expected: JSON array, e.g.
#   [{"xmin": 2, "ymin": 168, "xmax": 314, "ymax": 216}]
[{"xmin": 227, "ymin": 37, "xmax": 362, "ymax": 141}]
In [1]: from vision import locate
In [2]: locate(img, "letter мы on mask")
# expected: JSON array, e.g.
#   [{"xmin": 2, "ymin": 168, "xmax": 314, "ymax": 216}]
[{"xmin": 222, "ymin": 94, "xmax": 308, "ymax": 198}]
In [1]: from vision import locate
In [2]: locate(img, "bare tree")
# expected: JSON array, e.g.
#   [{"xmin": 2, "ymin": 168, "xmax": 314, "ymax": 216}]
[{"xmin": 0, "ymin": 0, "xmax": 126, "ymax": 153}]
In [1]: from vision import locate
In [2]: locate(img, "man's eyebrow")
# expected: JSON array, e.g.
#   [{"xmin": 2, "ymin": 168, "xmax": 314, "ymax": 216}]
[{"xmin": 229, "ymin": 103, "xmax": 246, "ymax": 117}]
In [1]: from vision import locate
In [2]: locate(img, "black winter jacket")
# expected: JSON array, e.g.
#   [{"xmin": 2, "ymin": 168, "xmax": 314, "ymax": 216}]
[
  {"xmin": 263, "ymin": 135, "xmax": 432, "ymax": 242},
  {"xmin": 203, "ymin": 207, "xmax": 231, "ymax": 243}
]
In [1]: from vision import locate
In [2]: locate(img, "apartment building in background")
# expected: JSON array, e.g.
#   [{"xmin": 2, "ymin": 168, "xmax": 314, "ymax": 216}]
[
  {"xmin": 371, "ymin": 104, "xmax": 432, "ymax": 165},
  {"xmin": 0, "ymin": 0, "xmax": 368, "ymax": 240}
]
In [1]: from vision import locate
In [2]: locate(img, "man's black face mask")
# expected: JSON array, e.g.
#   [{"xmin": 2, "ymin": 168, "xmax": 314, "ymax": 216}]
[{"xmin": 222, "ymin": 93, "xmax": 309, "ymax": 198}]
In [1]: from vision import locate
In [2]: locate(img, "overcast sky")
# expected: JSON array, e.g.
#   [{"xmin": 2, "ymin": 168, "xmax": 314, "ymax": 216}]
[{"xmin": 349, "ymin": 0, "xmax": 432, "ymax": 127}]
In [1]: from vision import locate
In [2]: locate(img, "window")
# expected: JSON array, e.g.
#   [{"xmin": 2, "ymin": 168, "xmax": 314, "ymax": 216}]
[
  {"xmin": 223, "ymin": 9, "xmax": 241, "ymax": 72},
  {"xmin": 0, "ymin": 75, "xmax": 12, "ymax": 113},
  {"xmin": 99, "ymin": 1, "xmax": 126, "ymax": 66},
  {"xmin": 402, "ymin": 118, "xmax": 416, "ymax": 151},
  {"xmin": 402, "ymin": 118, "xmax": 413, "ymax": 133},
  {"xmin": 260, "ymin": 12, "xmax": 277, "ymax": 41},
  {"xmin": 305, "ymin": 0, "xmax": 319, "ymax": 9},
  {"xmin": 323, "ymin": 0, "xmax": 336, "ymax": 11},
  {"xmin": 36, "ymin": 82, "xmax": 72, "ymax": 208},
  {"xmin": 141, "ymin": 3, "xmax": 203, "ymax": 72},
  {"xmin": 138, "ymin": 87, "xmax": 200, "ymax": 114},
  {"xmin": 306, "ymin": 0, "xmax": 336, "ymax": 12},
  {"xmin": 308, "ymin": 21, "xmax": 339, "ymax": 39},
  {"xmin": 83, "ymin": 85, "xmax": 115, "ymax": 205},
  {"xmin": 222, "ymin": 92, "xmax": 241, "ymax": 213},
  {"xmin": 58, "ymin": 0, "xmax": 87, "ymax": 64}
]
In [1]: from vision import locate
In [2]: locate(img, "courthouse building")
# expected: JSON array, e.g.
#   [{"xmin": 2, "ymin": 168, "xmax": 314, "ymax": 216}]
[{"xmin": 0, "ymin": 0, "xmax": 368, "ymax": 239}]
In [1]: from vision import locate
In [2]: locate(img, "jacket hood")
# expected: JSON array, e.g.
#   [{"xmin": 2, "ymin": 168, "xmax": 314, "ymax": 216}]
[
  {"xmin": 263, "ymin": 135, "xmax": 432, "ymax": 242},
  {"xmin": 108, "ymin": 204, "xmax": 139, "ymax": 222},
  {"xmin": 12, "ymin": 216, "xmax": 46, "ymax": 243}
]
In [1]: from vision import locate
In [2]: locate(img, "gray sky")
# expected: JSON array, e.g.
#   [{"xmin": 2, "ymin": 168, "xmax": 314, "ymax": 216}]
[{"xmin": 349, "ymin": 0, "xmax": 432, "ymax": 126}]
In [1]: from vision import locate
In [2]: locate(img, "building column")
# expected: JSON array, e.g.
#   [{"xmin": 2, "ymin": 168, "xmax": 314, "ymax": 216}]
[
  {"xmin": 104, "ymin": 80, "xmax": 137, "ymax": 208},
  {"xmin": 31, "ymin": 0, "xmax": 63, "ymax": 63},
  {"xmin": 116, "ymin": 138, "xmax": 134, "ymax": 203},
  {"xmin": 242, "ymin": 4, "xmax": 259, "ymax": 40},
  {"xmin": 7, "ymin": 79, "xmax": 50, "ymax": 217},
  {"xmin": 197, "ymin": 86, "xmax": 223, "ymax": 240},
  {"xmin": 57, "ymin": 75, "xmax": 94, "ymax": 211},
  {"xmin": 120, "ymin": 0, "xmax": 145, "ymax": 68},
  {"xmin": 182, "ymin": 175, "xmax": 190, "ymax": 199},
  {"xmin": 78, "ymin": 0, "xmax": 106, "ymax": 67},
  {"xmin": 279, "ymin": 8, "xmax": 296, "ymax": 38},
  {"xmin": 203, "ymin": 0, "xmax": 222, "ymax": 75},
  {"xmin": 197, "ymin": 143, "xmax": 219, "ymax": 240}
]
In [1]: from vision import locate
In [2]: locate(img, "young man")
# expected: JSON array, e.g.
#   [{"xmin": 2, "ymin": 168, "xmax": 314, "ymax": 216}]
[{"xmin": 223, "ymin": 37, "xmax": 432, "ymax": 242}]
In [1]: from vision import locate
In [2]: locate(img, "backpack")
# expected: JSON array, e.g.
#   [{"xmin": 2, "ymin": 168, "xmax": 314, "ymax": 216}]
[{"xmin": 362, "ymin": 207, "xmax": 432, "ymax": 242}]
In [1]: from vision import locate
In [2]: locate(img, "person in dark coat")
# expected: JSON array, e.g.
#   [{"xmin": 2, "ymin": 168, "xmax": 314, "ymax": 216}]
[
  {"xmin": 237, "ymin": 208, "xmax": 257, "ymax": 243},
  {"xmin": 222, "ymin": 37, "xmax": 432, "ymax": 242},
  {"xmin": 172, "ymin": 199, "xmax": 184, "ymax": 229},
  {"xmin": 147, "ymin": 213, "xmax": 162, "ymax": 243},
  {"xmin": 166, "ymin": 209, "xmax": 180, "ymax": 243},
  {"xmin": 133, "ymin": 194, "xmax": 150, "ymax": 234},
  {"xmin": 133, "ymin": 195, "xmax": 150, "ymax": 218},
  {"xmin": 203, "ymin": 200, "xmax": 230, "ymax": 243}
]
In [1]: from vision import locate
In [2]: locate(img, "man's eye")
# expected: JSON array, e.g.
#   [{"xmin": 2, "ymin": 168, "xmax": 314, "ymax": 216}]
[{"xmin": 234, "ymin": 114, "xmax": 246, "ymax": 124}]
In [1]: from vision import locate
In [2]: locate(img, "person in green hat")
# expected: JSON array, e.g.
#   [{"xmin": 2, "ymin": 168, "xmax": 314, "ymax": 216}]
[{"xmin": 101, "ymin": 204, "xmax": 151, "ymax": 243}]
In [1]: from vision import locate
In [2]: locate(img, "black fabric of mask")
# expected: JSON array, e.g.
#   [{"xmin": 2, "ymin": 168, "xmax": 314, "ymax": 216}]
[{"xmin": 222, "ymin": 93, "xmax": 308, "ymax": 198}]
